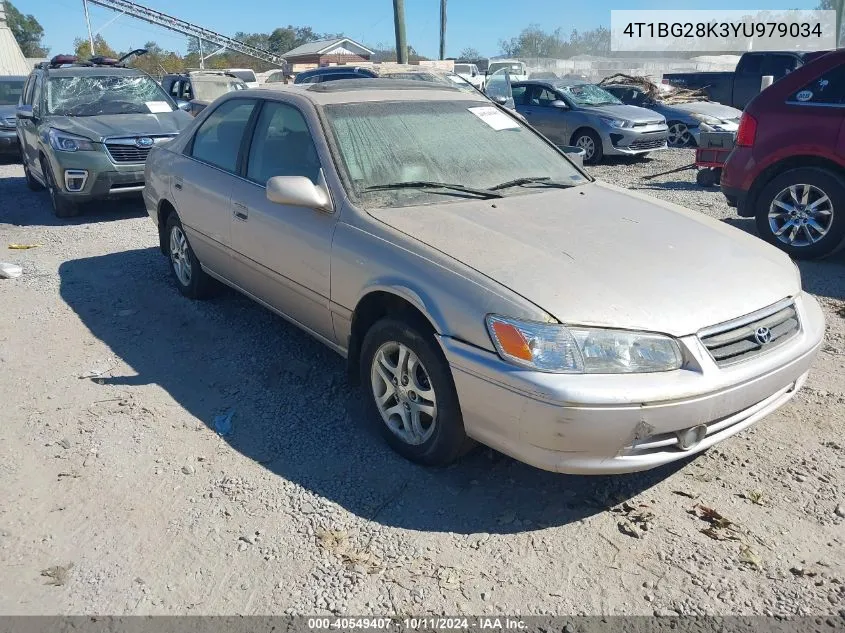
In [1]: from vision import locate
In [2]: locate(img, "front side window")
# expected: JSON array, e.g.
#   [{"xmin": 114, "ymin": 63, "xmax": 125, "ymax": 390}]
[
  {"xmin": 190, "ymin": 98, "xmax": 256, "ymax": 173},
  {"xmin": 0, "ymin": 79, "xmax": 25, "ymax": 105},
  {"xmin": 737, "ymin": 54, "xmax": 763, "ymax": 75},
  {"xmin": 763, "ymin": 55, "xmax": 798, "ymax": 79},
  {"xmin": 46, "ymin": 74, "xmax": 175, "ymax": 116},
  {"xmin": 325, "ymin": 100, "xmax": 587, "ymax": 208},
  {"xmin": 246, "ymin": 101, "xmax": 320, "ymax": 185},
  {"xmin": 22, "ymin": 75, "xmax": 35, "ymax": 106},
  {"xmin": 789, "ymin": 65, "xmax": 845, "ymax": 105}
]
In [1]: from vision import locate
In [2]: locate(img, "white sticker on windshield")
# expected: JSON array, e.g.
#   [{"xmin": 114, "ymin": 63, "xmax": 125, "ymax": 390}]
[
  {"xmin": 468, "ymin": 106, "xmax": 520, "ymax": 131},
  {"xmin": 146, "ymin": 101, "xmax": 172, "ymax": 113},
  {"xmin": 795, "ymin": 90, "xmax": 813, "ymax": 102}
]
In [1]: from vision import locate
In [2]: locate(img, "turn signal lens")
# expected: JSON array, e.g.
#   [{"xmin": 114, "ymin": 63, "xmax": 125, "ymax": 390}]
[
  {"xmin": 489, "ymin": 320, "xmax": 532, "ymax": 361},
  {"xmin": 736, "ymin": 112, "xmax": 757, "ymax": 147}
]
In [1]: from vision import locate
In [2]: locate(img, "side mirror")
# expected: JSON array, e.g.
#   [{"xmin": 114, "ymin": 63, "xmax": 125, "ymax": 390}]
[
  {"xmin": 16, "ymin": 105, "xmax": 34, "ymax": 120},
  {"xmin": 550, "ymin": 100, "xmax": 568, "ymax": 109},
  {"xmin": 177, "ymin": 101, "xmax": 191, "ymax": 112},
  {"xmin": 266, "ymin": 175, "xmax": 332, "ymax": 212},
  {"xmin": 491, "ymin": 95, "xmax": 508, "ymax": 105}
]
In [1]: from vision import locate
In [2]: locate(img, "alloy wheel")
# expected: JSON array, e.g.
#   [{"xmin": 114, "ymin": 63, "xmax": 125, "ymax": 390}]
[
  {"xmin": 575, "ymin": 135, "xmax": 595, "ymax": 161},
  {"xmin": 169, "ymin": 225, "xmax": 193, "ymax": 286},
  {"xmin": 667, "ymin": 122, "xmax": 693, "ymax": 147},
  {"xmin": 768, "ymin": 183, "xmax": 834, "ymax": 248},
  {"xmin": 370, "ymin": 341, "xmax": 438, "ymax": 446}
]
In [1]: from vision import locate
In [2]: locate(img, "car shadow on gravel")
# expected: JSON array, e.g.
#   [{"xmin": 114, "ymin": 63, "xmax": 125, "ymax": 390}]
[{"xmin": 59, "ymin": 248, "xmax": 690, "ymax": 535}]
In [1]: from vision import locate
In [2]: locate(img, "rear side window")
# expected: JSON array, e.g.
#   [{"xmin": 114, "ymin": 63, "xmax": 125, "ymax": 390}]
[
  {"xmin": 190, "ymin": 99, "xmax": 257, "ymax": 173},
  {"xmin": 789, "ymin": 65, "xmax": 845, "ymax": 106},
  {"xmin": 737, "ymin": 54, "xmax": 763, "ymax": 75},
  {"xmin": 763, "ymin": 55, "xmax": 799, "ymax": 79}
]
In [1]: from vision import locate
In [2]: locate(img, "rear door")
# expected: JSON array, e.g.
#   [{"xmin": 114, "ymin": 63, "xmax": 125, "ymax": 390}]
[
  {"xmin": 784, "ymin": 63, "xmax": 845, "ymax": 160},
  {"xmin": 169, "ymin": 97, "xmax": 258, "ymax": 276}
]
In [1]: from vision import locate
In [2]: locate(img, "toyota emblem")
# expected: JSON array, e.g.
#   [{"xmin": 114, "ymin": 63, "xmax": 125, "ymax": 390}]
[
  {"xmin": 135, "ymin": 137, "xmax": 154, "ymax": 149},
  {"xmin": 754, "ymin": 326, "xmax": 772, "ymax": 345}
]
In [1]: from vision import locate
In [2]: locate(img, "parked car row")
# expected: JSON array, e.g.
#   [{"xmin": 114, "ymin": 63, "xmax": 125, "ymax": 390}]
[{"xmin": 5, "ymin": 52, "xmax": 831, "ymax": 475}]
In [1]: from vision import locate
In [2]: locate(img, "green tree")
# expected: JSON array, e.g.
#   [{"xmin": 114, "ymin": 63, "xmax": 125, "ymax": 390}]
[
  {"xmin": 73, "ymin": 34, "xmax": 118, "ymax": 60},
  {"xmin": 4, "ymin": 0, "xmax": 48, "ymax": 57}
]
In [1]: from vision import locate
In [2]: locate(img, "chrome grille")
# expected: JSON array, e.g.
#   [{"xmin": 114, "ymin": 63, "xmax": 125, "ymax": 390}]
[
  {"xmin": 699, "ymin": 301, "xmax": 800, "ymax": 366},
  {"xmin": 105, "ymin": 144, "xmax": 151, "ymax": 163},
  {"xmin": 629, "ymin": 138, "xmax": 667, "ymax": 150}
]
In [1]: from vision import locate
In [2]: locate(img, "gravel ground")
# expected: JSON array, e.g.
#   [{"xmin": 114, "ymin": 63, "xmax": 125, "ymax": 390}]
[{"xmin": 0, "ymin": 149, "xmax": 843, "ymax": 617}]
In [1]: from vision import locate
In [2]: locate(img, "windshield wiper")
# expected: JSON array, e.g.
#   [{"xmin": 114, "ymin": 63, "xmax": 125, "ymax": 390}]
[
  {"xmin": 364, "ymin": 181, "xmax": 503, "ymax": 199},
  {"xmin": 489, "ymin": 176, "xmax": 576, "ymax": 191}
]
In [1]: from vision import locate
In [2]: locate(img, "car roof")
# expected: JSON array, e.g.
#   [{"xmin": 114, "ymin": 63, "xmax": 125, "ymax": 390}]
[
  {"xmin": 240, "ymin": 79, "xmax": 487, "ymax": 106},
  {"xmin": 44, "ymin": 66, "xmax": 144, "ymax": 78},
  {"xmin": 0, "ymin": 75, "xmax": 26, "ymax": 81}
]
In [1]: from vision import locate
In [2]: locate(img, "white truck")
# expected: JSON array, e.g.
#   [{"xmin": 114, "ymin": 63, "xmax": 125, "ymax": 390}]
[
  {"xmin": 454, "ymin": 63, "xmax": 484, "ymax": 90},
  {"xmin": 486, "ymin": 59, "xmax": 529, "ymax": 83}
]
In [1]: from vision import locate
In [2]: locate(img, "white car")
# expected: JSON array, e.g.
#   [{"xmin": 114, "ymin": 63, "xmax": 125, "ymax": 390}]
[
  {"xmin": 487, "ymin": 59, "xmax": 528, "ymax": 83},
  {"xmin": 454, "ymin": 63, "xmax": 484, "ymax": 90},
  {"xmin": 223, "ymin": 68, "xmax": 259, "ymax": 89}
]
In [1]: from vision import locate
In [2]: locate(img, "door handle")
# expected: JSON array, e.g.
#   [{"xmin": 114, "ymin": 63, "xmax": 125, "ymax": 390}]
[{"xmin": 233, "ymin": 203, "xmax": 249, "ymax": 221}]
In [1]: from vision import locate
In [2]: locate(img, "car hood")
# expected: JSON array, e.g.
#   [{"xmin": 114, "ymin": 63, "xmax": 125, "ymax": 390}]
[
  {"xmin": 579, "ymin": 103, "xmax": 664, "ymax": 123},
  {"xmin": 659, "ymin": 101, "xmax": 742, "ymax": 120},
  {"xmin": 367, "ymin": 182, "xmax": 799, "ymax": 336},
  {"xmin": 48, "ymin": 111, "xmax": 193, "ymax": 141}
]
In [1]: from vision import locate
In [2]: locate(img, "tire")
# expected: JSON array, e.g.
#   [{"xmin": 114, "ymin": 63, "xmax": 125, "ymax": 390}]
[
  {"xmin": 360, "ymin": 318, "xmax": 474, "ymax": 466},
  {"xmin": 164, "ymin": 213, "xmax": 215, "ymax": 299},
  {"xmin": 755, "ymin": 167, "xmax": 845, "ymax": 260},
  {"xmin": 572, "ymin": 129, "xmax": 603, "ymax": 165},
  {"xmin": 23, "ymin": 158, "xmax": 44, "ymax": 191},
  {"xmin": 41, "ymin": 158, "xmax": 79, "ymax": 218},
  {"xmin": 667, "ymin": 120, "xmax": 695, "ymax": 148},
  {"xmin": 696, "ymin": 168, "xmax": 715, "ymax": 187}
]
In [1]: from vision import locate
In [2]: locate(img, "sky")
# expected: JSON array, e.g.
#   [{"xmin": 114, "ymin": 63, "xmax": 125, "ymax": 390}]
[{"xmin": 20, "ymin": 0, "xmax": 820, "ymax": 60}]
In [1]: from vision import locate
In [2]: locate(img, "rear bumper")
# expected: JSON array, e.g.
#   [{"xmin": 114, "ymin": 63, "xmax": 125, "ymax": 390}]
[
  {"xmin": 438, "ymin": 293, "xmax": 825, "ymax": 475},
  {"xmin": 720, "ymin": 184, "xmax": 751, "ymax": 216}
]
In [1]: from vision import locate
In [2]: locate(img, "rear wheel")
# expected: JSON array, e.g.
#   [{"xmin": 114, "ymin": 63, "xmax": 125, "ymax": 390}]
[
  {"xmin": 360, "ymin": 318, "xmax": 473, "ymax": 466},
  {"xmin": 572, "ymin": 129, "xmax": 603, "ymax": 165},
  {"xmin": 755, "ymin": 167, "xmax": 845, "ymax": 259},
  {"xmin": 165, "ymin": 213, "xmax": 215, "ymax": 299},
  {"xmin": 41, "ymin": 158, "xmax": 79, "ymax": 218}
]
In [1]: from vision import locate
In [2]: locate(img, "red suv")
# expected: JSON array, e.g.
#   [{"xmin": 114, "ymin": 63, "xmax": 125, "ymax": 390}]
[{"xmin": 721, "ymin": 49, "xmax": 845, "ymax": 259}]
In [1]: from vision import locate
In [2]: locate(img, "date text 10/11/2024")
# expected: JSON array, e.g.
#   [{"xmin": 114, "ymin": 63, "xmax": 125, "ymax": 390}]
[{"xmin": 307, "ymin": 618, "xmax": 529, "ymax": 630}]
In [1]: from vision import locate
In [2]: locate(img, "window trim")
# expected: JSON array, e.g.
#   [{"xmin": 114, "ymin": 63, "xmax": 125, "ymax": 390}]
[
  {"xmin": 239, "ymin": 98, "xmax": 323, "ymax": 187},
  {"xmin": 185, "ymin": 97, "xmax": 260, "ymax": 175}
]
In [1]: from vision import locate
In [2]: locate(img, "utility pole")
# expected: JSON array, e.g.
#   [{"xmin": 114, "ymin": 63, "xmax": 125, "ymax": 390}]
[
  {"xmin": 439, "ymin": 0, "xmax": 447, "ymax": 60},
  {"xmin": 198, "ymin": 36, "xmax": 204, "ymax": 69},
  {"xmin": 82, "ymin": 0, "xmax": 95, "ymax": 56},
  {"xmin": 393, "ymin": 0, "xmax": 408, "ymax": 64}
]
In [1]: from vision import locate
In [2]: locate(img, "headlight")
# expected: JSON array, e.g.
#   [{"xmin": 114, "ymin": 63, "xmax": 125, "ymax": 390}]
[
  {"xmin": 48, "ymin": 128, "xmax": 95, "ymax": 152},
  {"xmin": 486, "ymin": 315, "xmax": 683, "ymax": 374},
  {"xmin": 599, "ymin": 116, "xmax": 627, "ymax": 129},
  {"xmin": 689, "ymin": 113, "xmax": 721, "ymax": 126}
]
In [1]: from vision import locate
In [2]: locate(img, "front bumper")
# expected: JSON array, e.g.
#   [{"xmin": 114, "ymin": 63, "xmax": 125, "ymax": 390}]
[
  {"xmin": 602, "ymin": 123, "xmax": 669, "ymax": 156},
  {"xmin": 0, "ymin": 129, "xmax": 20, "ymax": 154},
  {"xmin": 438, "ymin": 293, "xmax": 825, "ymax": 475},
  {"xmin": 49, "ymin": 147, "xmax": 146, "ymax": 201}
]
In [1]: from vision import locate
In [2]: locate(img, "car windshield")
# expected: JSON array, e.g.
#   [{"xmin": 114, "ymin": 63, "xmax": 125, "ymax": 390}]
[
  {"xmin": 47, "ymin": 74, "xmax": 175, "ymax": 116},
  {"xmin": 0, "ymin": 79, "xmax": 25, "ymax": 105},
  {"xmin": 557, "ymin": 83, "xmax": 621, "ymax": 107},
  {"xmin": 325, "ymin": 100, "xmax": 587, "ymax": 208},
  {"xmin": 191, "ymin": 77, "xmax": 246, "ymax": 102},
  {"xmin": 489, "ymin": 62, "xmax": 525, "ymax": 74},
  {"xmin": 454, "ymin": 64, "xmax": 471, "ymax": 74}
]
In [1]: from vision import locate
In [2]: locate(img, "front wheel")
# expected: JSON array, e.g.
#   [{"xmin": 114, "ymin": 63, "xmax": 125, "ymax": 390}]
[
  {"xmin": 572, "ymin": 129, "xmax": 603, "ymax": 165},
  {"xmin": 360, "ymin": 318, "xmax": 473, "ymax": 466},
  {"xmin": 755, "ymin": 167, "xmax": 845, "ymax": 259},
  {"xmin": 42, "ymin": 158, "xmax": 79, "ymax": 218}
]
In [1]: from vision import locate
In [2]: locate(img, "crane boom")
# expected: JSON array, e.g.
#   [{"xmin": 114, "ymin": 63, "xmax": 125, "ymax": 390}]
[{"xmin": 85, "ymin": 0, "xmax": 285, "ymax": 66}]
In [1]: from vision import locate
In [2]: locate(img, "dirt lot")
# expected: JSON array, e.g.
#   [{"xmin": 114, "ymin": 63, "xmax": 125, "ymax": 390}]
[{"xmin": 0, "ymin": 149, "xmax": 843, "ymax": 617}]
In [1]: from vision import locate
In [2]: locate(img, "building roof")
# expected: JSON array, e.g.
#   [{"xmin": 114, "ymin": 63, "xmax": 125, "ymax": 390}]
[
  {"xmin": 282, "ymin": 38, "xmax": 374, "ymax": 59},
  {"xmin": 0, "ymin": 5, "xmax": 31, "ymax": 76}
]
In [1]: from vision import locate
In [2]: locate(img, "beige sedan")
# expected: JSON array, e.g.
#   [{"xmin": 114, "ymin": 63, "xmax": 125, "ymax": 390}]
[{"xmin": 143, "ymin": 79, "xmax": 824, "ymax": 474}]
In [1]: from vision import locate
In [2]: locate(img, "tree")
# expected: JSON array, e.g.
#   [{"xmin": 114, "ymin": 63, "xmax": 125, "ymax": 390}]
[
  {"xmin": 73, "ymin": 34, "xmax": 118, "ymax": 60},
  {"xmin": 4, "ymin": 0, "xmax": 48, "ymax": 57},
  {"xmin": 459, "ymin": 47, "xmax": 482, "ymax": 60},
  {"xmin": 498, "ymin": 25, "xmax": 610, "ymax": 58}
]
